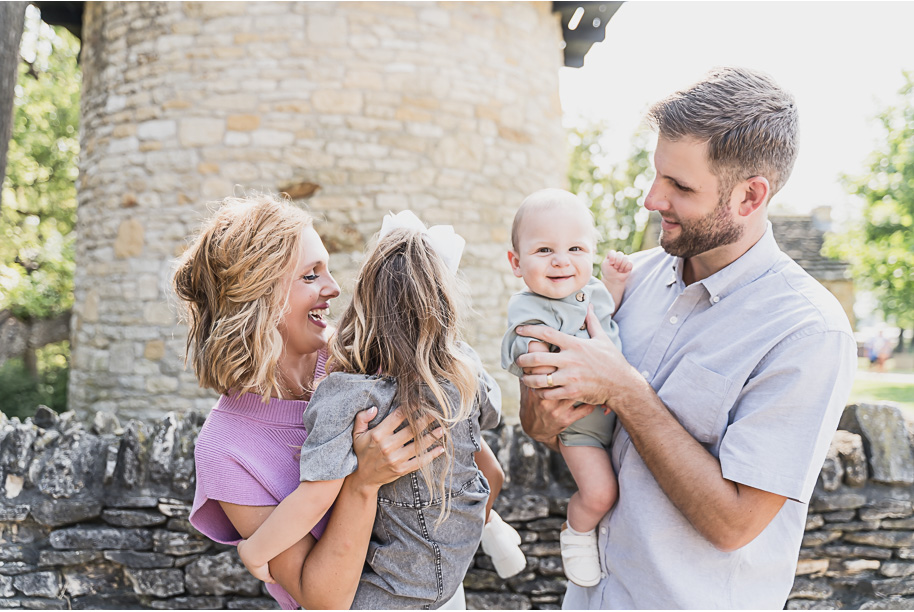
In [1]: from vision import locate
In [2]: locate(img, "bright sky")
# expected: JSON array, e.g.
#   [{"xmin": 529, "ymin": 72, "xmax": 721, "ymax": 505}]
[{"xmin": 559, "ymin": 1, "xmax": 914, "ymax": 225}]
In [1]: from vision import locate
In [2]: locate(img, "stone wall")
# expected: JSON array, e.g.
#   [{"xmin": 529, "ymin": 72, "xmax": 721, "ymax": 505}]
[
  {"xmin": 4, "ymin": 403, "xmax": 912, "ymax": 609},
  {"xmin": 71, "ymin": 1, "xmax": 566, "ymax": 422}
]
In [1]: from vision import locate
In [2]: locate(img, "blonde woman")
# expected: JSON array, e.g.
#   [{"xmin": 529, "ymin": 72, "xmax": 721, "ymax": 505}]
[
  {"xmin": 175, "ymin": 195, "xmax": 446, "ymax": 609},
  {"xmin": 235, "ymin": 211, "xmax": 506, "ymax": 609}
]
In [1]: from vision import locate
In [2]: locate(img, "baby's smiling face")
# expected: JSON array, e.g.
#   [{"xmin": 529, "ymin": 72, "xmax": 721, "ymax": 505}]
[{"xmin": 508, "ymin": 203, "xmax": 595, "ymax": 299}]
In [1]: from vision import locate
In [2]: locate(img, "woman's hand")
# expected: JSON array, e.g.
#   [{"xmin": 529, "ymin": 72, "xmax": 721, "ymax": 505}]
[{"xmin": 350, "ymin": 407, "xmax": 445, "ymax": 491}]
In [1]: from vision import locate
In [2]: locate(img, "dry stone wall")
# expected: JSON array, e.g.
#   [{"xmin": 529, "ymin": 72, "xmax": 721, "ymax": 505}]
[
  {"xmin": 71, "ymin": 1, "xmax": 566, "ymax": 422},
  {"xmin": 5, "ymin": 403, "xmax": 911, "ymax": 609}
]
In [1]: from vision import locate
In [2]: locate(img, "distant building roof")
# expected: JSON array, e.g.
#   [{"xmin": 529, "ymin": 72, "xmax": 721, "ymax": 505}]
[{"xmin": 770, "ymin": 213, "xmax": 850, "ymax": 282}]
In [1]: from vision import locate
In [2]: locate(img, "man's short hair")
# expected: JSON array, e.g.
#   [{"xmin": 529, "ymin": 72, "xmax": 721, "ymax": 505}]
[{"xmin": 646, "ymin": 66, "xmax": 799, "ymax": 202}]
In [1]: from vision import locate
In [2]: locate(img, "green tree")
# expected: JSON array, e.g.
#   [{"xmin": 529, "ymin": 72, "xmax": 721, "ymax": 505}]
[
  {"xmin": 826, "ymin": 71, "xmax": 914, "ymax": 351},
  {"xmin": 568, "ymin": 121, "xmax": 654, "ymax": 266},
  {"xmin": 0, "ymin": 8, "xmax": 79, "ymax": 417}
]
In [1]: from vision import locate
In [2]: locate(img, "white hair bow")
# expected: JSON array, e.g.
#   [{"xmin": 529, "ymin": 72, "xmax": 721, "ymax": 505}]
[{"xmin": 379, "ymin": 210, "xmax": 465, "ymax": 274}]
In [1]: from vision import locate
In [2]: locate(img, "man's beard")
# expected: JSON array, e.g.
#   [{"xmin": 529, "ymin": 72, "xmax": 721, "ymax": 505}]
[{"xmin": 659, "ymin": 195, "xmax": 744, "ymax": 259}]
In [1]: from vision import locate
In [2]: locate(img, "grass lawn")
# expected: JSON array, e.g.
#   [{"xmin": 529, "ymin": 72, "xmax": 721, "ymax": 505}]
[
  {"xmin": 849, "ymin": 357, "xmax": 914, "ymax": 414},
  {"xmin": 849, "ymin": 378, "xmax": 914, "ymax": 413}
]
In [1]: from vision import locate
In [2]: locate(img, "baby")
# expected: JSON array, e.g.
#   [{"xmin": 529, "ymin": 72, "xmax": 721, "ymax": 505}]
[{"xmin": 501, "ymin": 188, "xmax": 631, "ymax": 588}]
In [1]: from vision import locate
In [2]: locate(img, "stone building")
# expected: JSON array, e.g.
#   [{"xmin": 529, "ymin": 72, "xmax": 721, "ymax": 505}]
[{"xmin": 49, "ymin": 1, "xmax": 621, "ymax": 421}]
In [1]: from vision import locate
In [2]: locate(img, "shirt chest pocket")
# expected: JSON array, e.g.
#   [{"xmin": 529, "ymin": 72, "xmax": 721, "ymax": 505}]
[{"xmin": 656, "ymin": 357, "xmax": 733, "ymax": 445}]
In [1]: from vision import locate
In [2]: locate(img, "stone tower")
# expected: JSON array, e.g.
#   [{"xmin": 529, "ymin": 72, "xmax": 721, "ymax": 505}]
[{"xmin": 70, "ymin": 1, "xmax": 570, "ymax": 421}]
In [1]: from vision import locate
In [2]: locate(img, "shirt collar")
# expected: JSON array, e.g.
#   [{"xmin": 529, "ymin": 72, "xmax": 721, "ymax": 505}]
[{"xmin": 699, "ymin": 221, "xmax": 781, "ymax": 302}]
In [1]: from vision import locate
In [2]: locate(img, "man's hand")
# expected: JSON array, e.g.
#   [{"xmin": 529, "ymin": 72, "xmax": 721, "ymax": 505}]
[
  {"xmin": 519, "ymin": 384, "xmax": 595, "ymax": 448},
  {"xmin": 517, "ymin": 305, "xmax": 632, "ymax": 407}
]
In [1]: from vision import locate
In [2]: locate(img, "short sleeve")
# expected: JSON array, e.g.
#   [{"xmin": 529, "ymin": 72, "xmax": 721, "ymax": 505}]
[
  {"xmin": 299, "ymin": 374, "xmax": 397, "ymax": 482},
  {"xmin": 501, "ymin": 293, "xmax": 556, "ymax": 377},
  {"xmin": 719, "ymin": 329, "xmax": 857, "ymax": 502},
  {"xmin": 459, "ymin": 342, "xmax": 502, "ymax": 430}
]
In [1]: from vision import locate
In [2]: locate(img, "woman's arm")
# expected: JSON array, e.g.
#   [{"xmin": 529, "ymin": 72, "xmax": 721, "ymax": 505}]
[{"xmin": 221, "ymin": 407, "xmax": 445, "ymax": 610}]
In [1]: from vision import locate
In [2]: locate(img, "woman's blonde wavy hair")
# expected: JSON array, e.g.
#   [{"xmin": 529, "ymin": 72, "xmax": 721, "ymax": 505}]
[
  {"xmin": 328, "ymin": 228, "xmax": 478, "ymax": 523},
  {"xmin": 173, "ymin": 194, "xmax": 313, "ymax": 400}
]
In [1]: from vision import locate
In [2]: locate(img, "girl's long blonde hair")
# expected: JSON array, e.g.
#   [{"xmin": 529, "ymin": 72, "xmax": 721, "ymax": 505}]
[
  {"xmin": 328, "ymin": 228, "xmax": 478, "ymax": 521},
  {"xmin": 173, "ymin": 194, "xmax": 313, "ymax": 400}
]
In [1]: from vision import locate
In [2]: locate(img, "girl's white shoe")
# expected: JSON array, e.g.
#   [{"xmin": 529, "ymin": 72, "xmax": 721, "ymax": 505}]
[{"xmin": 480, "ymin": 510, "xmax": 527, "ymax": 579}]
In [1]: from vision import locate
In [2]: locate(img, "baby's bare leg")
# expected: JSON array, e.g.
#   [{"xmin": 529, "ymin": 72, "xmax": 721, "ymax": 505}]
[
  {"xmin": 560, "ymin": 443, "xmax": 618, "ymax": 532},
  {"xmin": 526, "ymin": 340, "xmax": 555, "ymax": 376}
]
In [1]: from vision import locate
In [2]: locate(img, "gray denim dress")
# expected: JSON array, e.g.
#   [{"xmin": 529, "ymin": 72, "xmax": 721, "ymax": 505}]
[{"xmin": 299, "ymin": 344, "xmax": 501, "ymax": 609}]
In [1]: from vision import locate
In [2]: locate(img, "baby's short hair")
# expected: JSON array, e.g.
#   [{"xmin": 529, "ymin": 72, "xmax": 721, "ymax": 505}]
[{"xmin": 510, "ymin": 188, "xmax": 597, "ymax": 251}]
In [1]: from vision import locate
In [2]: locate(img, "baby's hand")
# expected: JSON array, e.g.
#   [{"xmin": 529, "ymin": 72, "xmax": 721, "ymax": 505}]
[
  {"xmin": 237, "ymin": 539, "xmax": 275, "ymax": 584},
  {"xmin": 601, "ymin": 250, "xmax": 633, "ymax": 285}
]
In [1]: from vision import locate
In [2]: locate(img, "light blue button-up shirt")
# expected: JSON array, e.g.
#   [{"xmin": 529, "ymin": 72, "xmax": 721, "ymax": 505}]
[{"xmin": 563, "ymin": 223, "xmax": 857, "ymax": 609}]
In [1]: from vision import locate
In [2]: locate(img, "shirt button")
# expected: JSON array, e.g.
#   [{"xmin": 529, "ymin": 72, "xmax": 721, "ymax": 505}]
[
  {"xmin": 712, "ymin": 295, "xmax": 720, "ymax": 303},
  {"xmin": 669, "ymin": 316, "xmax": 678, "ymax": 324},
  {"xmin": 640, "ymin": 370, "xmax": 650, "ymax": 379},
  {"xmin": 600, "ymin": 527, "xmax": 607, "ymax": 535},
  {"xmin": 576, "ymin": 292, "xmax": 585, "ymax": 302}
]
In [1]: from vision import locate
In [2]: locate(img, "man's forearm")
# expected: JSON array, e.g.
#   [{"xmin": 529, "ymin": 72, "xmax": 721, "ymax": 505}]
[{"xmin": 612, "ymin": 378, "xmax": 784, "ymax": 551}]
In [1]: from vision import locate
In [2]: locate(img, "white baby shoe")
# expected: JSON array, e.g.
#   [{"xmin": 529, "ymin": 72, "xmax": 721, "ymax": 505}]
[
  {"xmin": 480, "ymin": 510, "xmax": 527, "ymax": 579},
  {"xmin": 560, "ymin": 523, "xmax": 602, "ymax": 587}
]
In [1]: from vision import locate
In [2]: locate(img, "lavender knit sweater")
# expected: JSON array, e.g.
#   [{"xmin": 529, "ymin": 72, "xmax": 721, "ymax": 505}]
[{"xmin": 189, "ymin": 351, "xmax": 329, "ymax": 610}]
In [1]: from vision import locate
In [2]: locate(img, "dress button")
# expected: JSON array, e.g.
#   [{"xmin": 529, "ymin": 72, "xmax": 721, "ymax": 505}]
[
  {"xmin": 576, "ymin": 292, "xmax": 585, "ymax": 302},
  {"xmin": 669, "ymin": 316, "xmax": 678, "ymax": 324}
]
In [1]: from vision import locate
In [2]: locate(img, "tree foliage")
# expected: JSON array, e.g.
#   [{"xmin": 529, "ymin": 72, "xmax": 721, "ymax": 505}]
[
  {"xmin": 825, "ymin": 71, "xmax": 914, "ymax": 340},
  {"xmin": 568, "ymin": 121, "xmax": 654, "ymax": 266},
  {"xmin": 0, "ymin": 7, "xmax": 80, "ymax": 321}
]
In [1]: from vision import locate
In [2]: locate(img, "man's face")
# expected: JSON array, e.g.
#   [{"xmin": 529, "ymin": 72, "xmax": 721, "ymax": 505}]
[{"xmin": 644, "ymin": 137, "xmax": 744, "ymax": 259}]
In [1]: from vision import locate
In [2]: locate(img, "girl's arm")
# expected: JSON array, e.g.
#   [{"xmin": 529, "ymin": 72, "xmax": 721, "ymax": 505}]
[
  {"xmin": 237, "ymin": 479, "xmax": 343, "ymax": 582},
  {"xmin": 474, "ymin": 438, "xmax": 504, "ymax": 522}
]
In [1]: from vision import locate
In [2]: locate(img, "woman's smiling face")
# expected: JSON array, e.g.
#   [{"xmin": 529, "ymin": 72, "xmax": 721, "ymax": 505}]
[{"xmin": 278, "ymin": 225, "xmax": 340, "ymax": 357}]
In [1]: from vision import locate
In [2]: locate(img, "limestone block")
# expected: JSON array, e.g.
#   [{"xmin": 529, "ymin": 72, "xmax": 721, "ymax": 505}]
[
  {"xmin": 144, "ymin": 302, "xmax": 175, "ymax": 326},
  {"xmin": 307, "ymin": 14, "xmax": 348, "ymax": 45},
  {"xmin": 226, "ymin": 114, "xmax": 260, "ymax": 131},
  {"xmin": 101, "ymin": 509, "xmax": 167, "ymax": 528},
  {"xmin": 178, "ymin": 118, "xmax": 225, "ymax": 147},
  {"xmin": 810, "ymin": 492, "xmax": 868, "ymax": 512},
  {"xmin": 152, "ymin": 530, "xmax": 211, "ymax": 556},
  {"xmin": 844, "ymin": 531, "xmax": 914, "ymax": 548},
  {"xmin": 137, "ymin": 120, "xmax": 177, "ymax": 141},
  {"xmin": 114, "ymin": 218, "xmax": 145, "ymax": 258},
  {"xmin": 843, "ymin": 559, "xmax": 882, "ymax": 573},
  {"xmin": 49, "ymin": 526, "xmax": 153, "ymax": 551},
  {"xmin": 823, "ymin": 544, "xmax": 894, "ymax": 559},
  {"xmin": 108, "ymin": 343, "xmax": 136, "ymax": 374},
  {"xmin": 1, "ymin": 423, "xmax": 38, "ymax": 476},
  {"xmin": 0, "ymin": 575, "xmax": 14, "ymax": 598},
  {"xmin": 466, "ymin": 592, "xmax": 532, "ymax": 610},
  {"xmin": 13, "ymin": 571, "xmax": 61, "ymax": 597},
  {"xmin": 789, "ymin": 577, "xmax": 834, "ymax": 600},
  {"xmin": 37, "ymin": 550, "xmax": 104, "ymax": 567},
  {"xmin": 796, "ymin": 559, "xmax": 829, "ymax": 576},
  {"xmin": 803, "ymin": 531, "xmax": 842, "ymax": 547},
  {"xmin": 861, "ymin": 597, "xmax": 914, "ymax": 610},
  {"xmin": 882, "ymin": 562, "xmax": 914, "ymax": 578},
  {"xmin": 144, "ymin": 340, "xmax": 166, "ymax": 361},
  {"xmin": 861, "ymin": 499, "xmax": 914, "ymax": 521},
  {"xmin": 835, "ymin": 430, "xmax": 868, "ymax": 486},
  {"xmin": 61, "ymin": 563, "xmax": 127, "ymax": 597},
  {"xmin": 312, "ymin": 90, "xmax": 364, "ymax": 115},
  {"xmin": 81, "ymin": 289, "xmax": 99, "ymax": 322},
  {"xmin": 184, "ymin": 551, "xmax": 261, "ymax": 596},
  {"xmin": 125, "ymin": 568, "xmax": 185, "ymax": 597},
  {"xmin": 840, "ymin": 404, "xmax": 914, "ymax": 484},
  {"xmin": 819, "ymin": 447, "xmax": 844, "ymax": 492},
  {"xmin": 873, "ymin": 577, "xmax": 914, "ymax": 598},
  {"xmin": 148, "ymin": 596, "xmax": 226, "ymax": 610}
]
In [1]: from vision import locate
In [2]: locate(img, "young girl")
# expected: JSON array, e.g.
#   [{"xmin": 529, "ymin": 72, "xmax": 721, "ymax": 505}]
[{"xmin": 237, "ymin": 211, "xmax": 520, "ymax": 609}]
